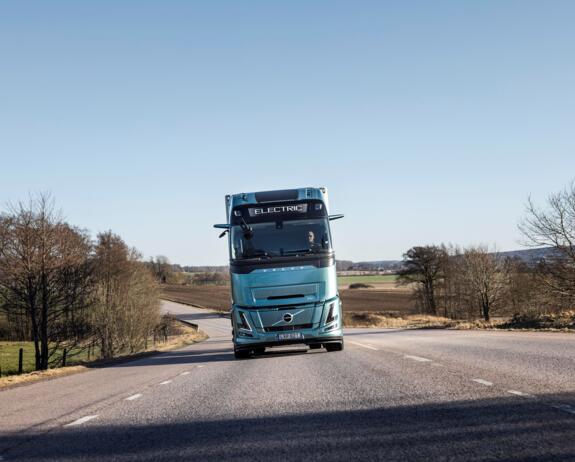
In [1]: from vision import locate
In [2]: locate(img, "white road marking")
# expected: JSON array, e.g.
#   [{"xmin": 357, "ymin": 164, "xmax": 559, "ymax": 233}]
[
  {"xmin": 179, "ymin": 371, "xmax": 190, "ymax": 376},
  {"xmin": 404, "ymin": 355, "xmax": 431, "ymax": 362},
  {"xmin": 159, "ymin": 380, "xmax": 173, "ymax": 385},
  {"xmin": 125, "ymin": 393, "xmax": 143, "ymax": 401},
  {"xmin": 64, "ymin": 415, "xmax": 99, "ymax": 427},
  {"xmin": 507, "ymin": 390, "xmax": 532, "ymax": 397},
  {"xmin": 197, "ymin": 365, "xmax": 204, "ymax": 368},
  {"xmin": 348, "ymin": 341, "xmax": 378, "ymax": 351},
  {"xmin": 472, "ymin": 379, "xmax": 493, "ymax": 386}
]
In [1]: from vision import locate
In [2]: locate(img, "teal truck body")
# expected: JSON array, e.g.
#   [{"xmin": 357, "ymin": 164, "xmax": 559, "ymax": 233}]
[{"xmin": 214, "ymin": 187, "xmax": 344, "ymax": 358}]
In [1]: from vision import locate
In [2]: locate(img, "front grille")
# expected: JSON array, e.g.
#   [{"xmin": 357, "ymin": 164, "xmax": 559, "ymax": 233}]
[
  {"xmin": 267, "ymin": 294, "xmax": 305, "ymax": 300},
  {"xmin": 264, "ymin": 323, "xmax": 313, "ymax": 333}
]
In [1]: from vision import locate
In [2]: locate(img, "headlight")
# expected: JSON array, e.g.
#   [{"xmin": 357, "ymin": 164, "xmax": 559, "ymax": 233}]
[
  {"xmin": 326, "ymin": 302, "xmax": 337, "ymax": 324},
  {"xmin": 238, "ymin": 311, "xmax": 252, "ymax": 331}
]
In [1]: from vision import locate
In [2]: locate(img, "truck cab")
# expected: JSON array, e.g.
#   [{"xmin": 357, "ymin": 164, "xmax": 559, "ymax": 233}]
[{"xmin": 214, "ymin": 187, "xmax": 344, "ymax": 358}]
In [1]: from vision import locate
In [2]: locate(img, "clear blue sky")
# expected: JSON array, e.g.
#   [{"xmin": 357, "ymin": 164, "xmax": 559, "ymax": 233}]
[{"xmin": 1, "ymin": 1, "xmax": 574, "ymax": 265}]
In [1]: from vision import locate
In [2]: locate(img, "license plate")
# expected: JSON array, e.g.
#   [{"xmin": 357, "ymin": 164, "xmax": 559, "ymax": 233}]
[{"xmin": 277, "ymin": 332, "xmax": 304, "ymax": 341}]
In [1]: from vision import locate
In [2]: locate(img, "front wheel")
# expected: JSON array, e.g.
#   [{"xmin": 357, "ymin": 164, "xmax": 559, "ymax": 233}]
[
  {"xmin": 234, "ymin": 349, "xmax": 252, "ymax": 359},
  {"xmin": 325, "ymin": 341, "xmax": 344, "ymax": 352}
]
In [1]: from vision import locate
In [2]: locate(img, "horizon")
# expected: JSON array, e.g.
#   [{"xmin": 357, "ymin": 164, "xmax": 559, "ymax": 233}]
[
  {"xmin": 174, "ymin": 246, "xmax": 550, "ymax": 268},
  {"xmin": 2, "ymin": 2, "xmax": 574, "ymax": 265}
]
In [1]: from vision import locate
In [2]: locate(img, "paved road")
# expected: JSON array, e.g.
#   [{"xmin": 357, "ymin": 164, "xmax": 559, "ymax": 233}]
[{"xmin": 1, "ymin": 300, "xmax": 574, "ymax": 461}]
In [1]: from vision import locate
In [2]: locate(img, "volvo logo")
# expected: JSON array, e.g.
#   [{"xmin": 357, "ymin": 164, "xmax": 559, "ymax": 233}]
[{"xmin": 283, "ymin": 313, "xmax": 293, "ymax": 323}]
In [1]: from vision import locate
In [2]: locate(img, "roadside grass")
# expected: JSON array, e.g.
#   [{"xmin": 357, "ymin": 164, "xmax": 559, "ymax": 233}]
[
  {"xmin": 344, "ymin": 311, "xmax": 575, "ymax": 331},
  {"xmin": 497, "ymin": 310, "xmax": 575, "ymax": 330},
  {"xmin": 337, "ymin": 274, "xmax": 398, "ymax": 285},
  {"xmin": 448, "ymin": 311, "xmax": 575, "ymax": 331},
  {"xmin": 0, "ymin": 320, "xmax": 207, "ymax": 388},
  {"xmin": 344, "ymin": 311, "xmax": 455, "ymax": 329},
  {"xmin": 0, "ymin": 342, "xmax": 100, "ymax": 376},
  {"xmin": 0, "ymin": 342, "xmax": 36, "ymax": 375}
]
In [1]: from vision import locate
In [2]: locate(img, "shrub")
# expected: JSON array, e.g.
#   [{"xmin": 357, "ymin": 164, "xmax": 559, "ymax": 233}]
[
  {"xmin": 349, "ymin": 283, "xmax": 374, "ymax": 289},
  {"xmin": 500, "ymin": 311, "xmax": 575, "ymax": 330}
]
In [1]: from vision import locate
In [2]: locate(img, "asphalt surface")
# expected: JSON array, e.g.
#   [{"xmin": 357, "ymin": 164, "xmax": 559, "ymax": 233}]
[{"xmin": 1, "ymin": 300, "xmax": 574, "ymax": 461}]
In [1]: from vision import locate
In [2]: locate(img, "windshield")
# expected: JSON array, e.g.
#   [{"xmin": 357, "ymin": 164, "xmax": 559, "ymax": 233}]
[{"xmin": 231, "ymin": 218, "xmax": 332, "ymax": 260}]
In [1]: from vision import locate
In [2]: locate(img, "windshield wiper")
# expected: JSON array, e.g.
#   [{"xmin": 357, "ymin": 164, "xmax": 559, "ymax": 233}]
[
  {"xmin": 283, "ymin": 247, "xmax": 328, "ymax": 256},
  {"xmin": 240, "ymin": 217, "xmax": 254, "ymax": 239},
  {"xmin": 282, "ymin": 249, "xmax": 313, "ymax": 256},
  {"xmin": 243, "ymin": 250, "xmax": 272, "ymax": 260}
]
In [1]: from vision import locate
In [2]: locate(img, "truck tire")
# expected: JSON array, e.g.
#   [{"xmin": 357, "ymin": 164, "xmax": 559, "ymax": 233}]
[
  {"xmin": 234, "ymin": 349, "xmax": 252, "ymax": 359},
  {"xmin": 325, "ymin": 341, "xmax": 344, "ymax": 352}
]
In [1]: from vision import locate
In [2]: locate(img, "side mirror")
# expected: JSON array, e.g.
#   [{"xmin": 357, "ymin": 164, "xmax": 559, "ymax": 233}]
[
  {"xmin": 328, "ymin": 214, "xmax": 344, "ymax": 221},
  {"xmin": 214, "ymin": 224, "xmax": 230, "ymax": 239}
]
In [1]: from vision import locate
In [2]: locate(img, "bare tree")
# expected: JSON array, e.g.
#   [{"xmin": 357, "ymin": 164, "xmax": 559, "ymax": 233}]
[
  {"xmin": 92, "ymin": 232, "xmax": 160, "ymax": 359},
  {"xmin": 461, "ymin": 246, "xmax": 508, "ymax": 321},
  {"xmin": 519, "ymin": 182, "xmax": 575, "ymax": 306},
  {"xmin": 397, "ymin": 246, "xmax": 446, "ymax": 315},
  {"xmin": 437, "ymin": 244, "xmax": 468, "ymax": 319},
  {"xmin": 149, "ymin": 255, "xmax": 172, "ymax": 284},
  {"xmin": 0, "ymin": 194, "xmax": 93, "ymax": 370}
]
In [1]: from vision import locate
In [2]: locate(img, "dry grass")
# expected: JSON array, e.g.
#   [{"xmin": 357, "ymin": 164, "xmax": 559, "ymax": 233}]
[
  {"xmin": 344, "ymin": 311, "xmax": 575, "ymax": 331},
  {"xmin": 0, "ymin": 365, "xmax": 89, "ymax": 389},
  {"xmin": 153, "ymin": 322, "xmax": 208, "ymax": 350},
  {"xmin": 494, "ymin": 310, "xmax": 575, "ymax": 331},
  {"xmin": 0, "ymin": 321, "xmax": 207, "ymax": 390},
  {"xmin": 344, "ymin": 311, "xmax": 455, "ymax": 329},
  {"xmin": 452, "ymin": 311, "xmax": 575, "ymax": 331},
  {"xmin": 453, "ymin": 320, "xmax": 504, "ymax": 330}
]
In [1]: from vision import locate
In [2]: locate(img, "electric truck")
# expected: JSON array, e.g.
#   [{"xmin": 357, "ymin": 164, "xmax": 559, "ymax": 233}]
[{"xmin": 214, "ymin": 187, "xmax": 344, "ymax": 359}]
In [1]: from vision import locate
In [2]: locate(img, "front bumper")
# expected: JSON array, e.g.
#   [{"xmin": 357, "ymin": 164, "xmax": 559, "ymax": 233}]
[
  {"xmin": 234, "ymin": 333, "xmax": 343, "ymax": 351},
  {"xmin": 232, "ymin": 296, "xmax": 343, "ymax": 350}
]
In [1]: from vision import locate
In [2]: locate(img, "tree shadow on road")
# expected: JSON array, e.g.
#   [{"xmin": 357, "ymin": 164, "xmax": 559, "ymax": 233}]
[
  {"xmin": 4, "ymin": 393, "xmax": 575, "ymax": 461},
  {"xmin": 108, "ymin": 348, "xmax": 236, "ymax": 367}
]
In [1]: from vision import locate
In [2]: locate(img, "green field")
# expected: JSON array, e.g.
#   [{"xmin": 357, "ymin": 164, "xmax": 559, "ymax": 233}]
[
  {"xmin": 0, "ymin": 342, "xmax": 100, "ymax": 376},
  {"xmin": 337, "ymin": 274, "xmax": 398, "ymax": 285}
]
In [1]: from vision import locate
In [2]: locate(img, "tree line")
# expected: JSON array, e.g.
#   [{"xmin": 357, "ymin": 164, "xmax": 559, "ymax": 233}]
[
  {"xmin": 397, "ymin": 182, "xmax": 575, "ymax": 321},
  {"xmin": 0, "ymin": 195, "xmax": 160, "ymax": 370},
  {"xmin": 146, "ymin": 256, "xmax": 230, "ymax": 286}
]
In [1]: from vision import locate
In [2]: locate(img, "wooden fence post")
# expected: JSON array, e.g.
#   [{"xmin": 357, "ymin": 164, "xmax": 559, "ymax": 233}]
[
  {"xmin": 62, "ymin": 348, "xmax": 67, "ymax": 367},
  {"xmin": 18, "ymin": 348, "xmax": 23, "ymax": 374}
]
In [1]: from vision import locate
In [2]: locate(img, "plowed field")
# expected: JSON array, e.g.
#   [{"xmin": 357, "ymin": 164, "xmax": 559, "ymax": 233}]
[{"xmin": 161, "ymin": 284, "xmax": 415, "ymax": 314}]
